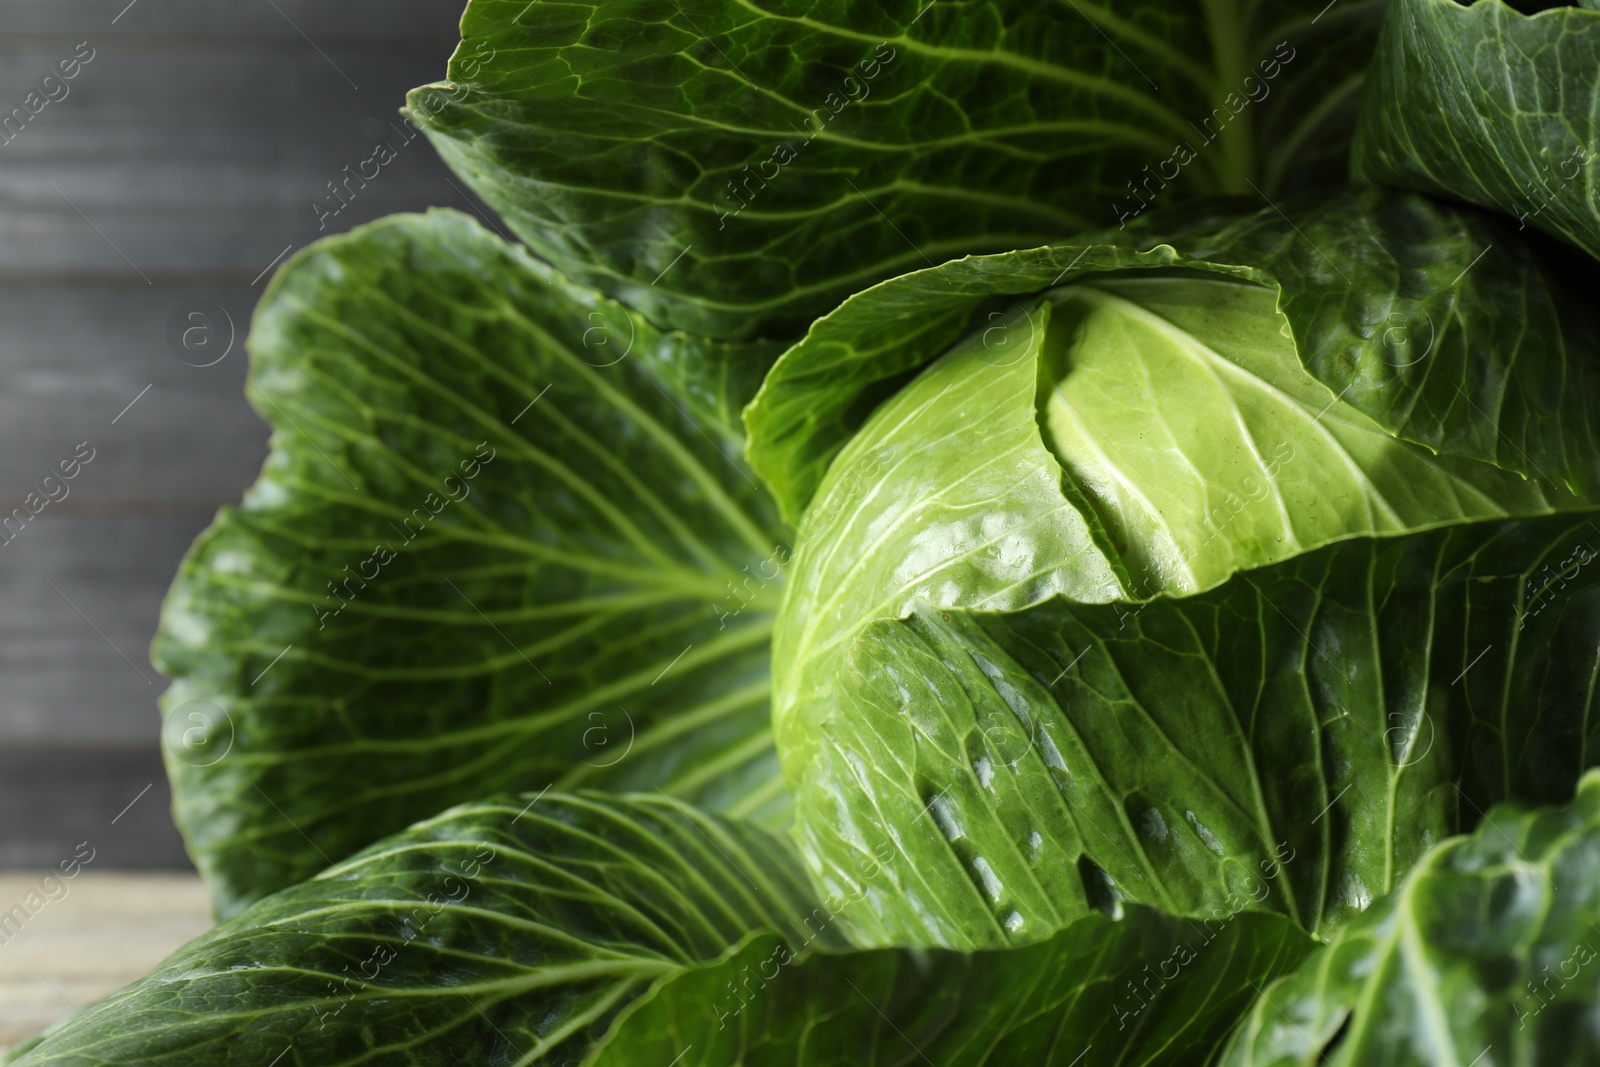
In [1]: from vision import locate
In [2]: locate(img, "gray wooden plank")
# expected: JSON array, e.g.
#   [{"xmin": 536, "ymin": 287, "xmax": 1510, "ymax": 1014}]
[
  {"xmin": 0, "ymin": 287, "xmax": 266, "ymax": 514},
  {"xmin": 0, "ymin": 519, "xmax": 207, "ymax": 744},
  {"xmin": 0, "ymin": 747, "xmax": 189, "ymax": 868},
  {"xmin": 0, "ymin": 5, "xmax": 497, "ymax": 869},
  {"xmin": 0, "ymin": 48, "xmax": 493, "ymax": 276},
  {"xmin": 0, "ymin": 0, "xmax": 463, "ymax": 43}
]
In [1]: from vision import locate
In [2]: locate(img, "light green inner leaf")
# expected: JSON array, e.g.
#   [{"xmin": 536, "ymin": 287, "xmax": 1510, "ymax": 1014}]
[
  {"xmin": 1039, "ymin": 277, "xmax": 1564, "ymax": 595},
  {"xmin": 744, "ymin": 191, "xmax": 1600, "ymax": 528},
  {"xmin": 775, "ymin": 273, "xmax": 1587, "ymax": 778}
]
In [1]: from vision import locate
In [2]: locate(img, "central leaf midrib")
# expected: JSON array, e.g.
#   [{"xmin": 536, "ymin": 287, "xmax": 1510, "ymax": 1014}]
[
  {"xmin": 229, "ymin": 495, "xmax": 733, "ymax": 603},
  {"xmin": 1201, "ymin": 0, "xmax": 1257, "ymax": 194}
]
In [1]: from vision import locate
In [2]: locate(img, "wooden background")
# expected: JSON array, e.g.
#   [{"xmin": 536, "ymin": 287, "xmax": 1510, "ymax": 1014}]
[
  {"xmin": 0, "ymin": 1, "xmax": 479, "ymax": 870},
  {"xmin": 0, "ymin": 874, "xmax": 212, "ymax": 1046}
]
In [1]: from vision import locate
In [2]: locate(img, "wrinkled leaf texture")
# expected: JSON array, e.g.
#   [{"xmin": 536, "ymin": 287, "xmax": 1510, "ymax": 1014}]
[
  {"xmin": 411, "ymin": 0, "xmax": 1384, "ymax": 339},
  {"xmin": 592, "ymin": 905, "xmax": 1314, "ymax": 1067},
  {"xmin": 796, "ymin": 511, "xmax": 1600, "ymax": 946},
  {"xmin": 746, "ymin": 189, "xmax": 1600, "ymax": 524}
]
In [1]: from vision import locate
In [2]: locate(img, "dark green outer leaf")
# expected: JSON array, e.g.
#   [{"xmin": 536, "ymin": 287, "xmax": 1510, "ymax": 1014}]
[
  {"xmin": 589, "ymin": 905, "xmax": 1315, "ymax": 1067},
  {"xmin": 1222, "ymin": 769, "xmax": 1600, "ymax": 1066},
  {"xmin": 744, "ymin": 189, "xmax": 1600, "ymax": 524},
  {"xmin": 794, "ymin": 511, "xmax": 1600, "ymax": 948},
  {"xmin": 10, "ymin": 792, "xmax": 838, "ymax": 1067},
  {"xmin": 153, "ymin": 210, "xmax": 789, "ymax": 916},
  {"xmin": 1354, "ymin": 0, "xmax": 1600, "ymax": 263},
  {"xmin": 409, "ymin": 0, "xmax": 1383, "ymax": 340}
]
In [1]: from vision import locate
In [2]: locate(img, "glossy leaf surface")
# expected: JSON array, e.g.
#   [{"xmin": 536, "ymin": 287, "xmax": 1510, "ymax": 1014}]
[
  {"xmin": 1223, "ymin": 769, "xmax": 1600, "ymax": 1065},
  {"xmin": 772, "ymin": 257, "xmax": 1593, "ymax": 780},
  {"xmin": 794, "ymin": 512, "xmax": 1600, "ymax": 946},
  {"xmin": 594, "ymin": 905, "xmax": 1314, "ymax": 1067}
]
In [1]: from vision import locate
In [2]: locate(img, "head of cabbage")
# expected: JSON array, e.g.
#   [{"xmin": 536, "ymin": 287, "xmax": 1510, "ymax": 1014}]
[{"xmin": 768, "ymin": 258, "xmax": 1591, "ymax": 948}]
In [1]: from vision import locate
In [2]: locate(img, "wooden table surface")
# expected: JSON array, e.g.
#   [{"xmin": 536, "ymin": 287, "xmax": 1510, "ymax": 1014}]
[{"xmin": 0, "ymin": 873, "xmax": 212, "ymax": 1050}]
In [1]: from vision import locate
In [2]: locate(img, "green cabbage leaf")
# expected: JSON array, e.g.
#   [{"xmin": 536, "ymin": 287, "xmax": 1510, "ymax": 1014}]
[{"xmin": 154, "ymin": 211, "xmax": 789, "ymax": 915}]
